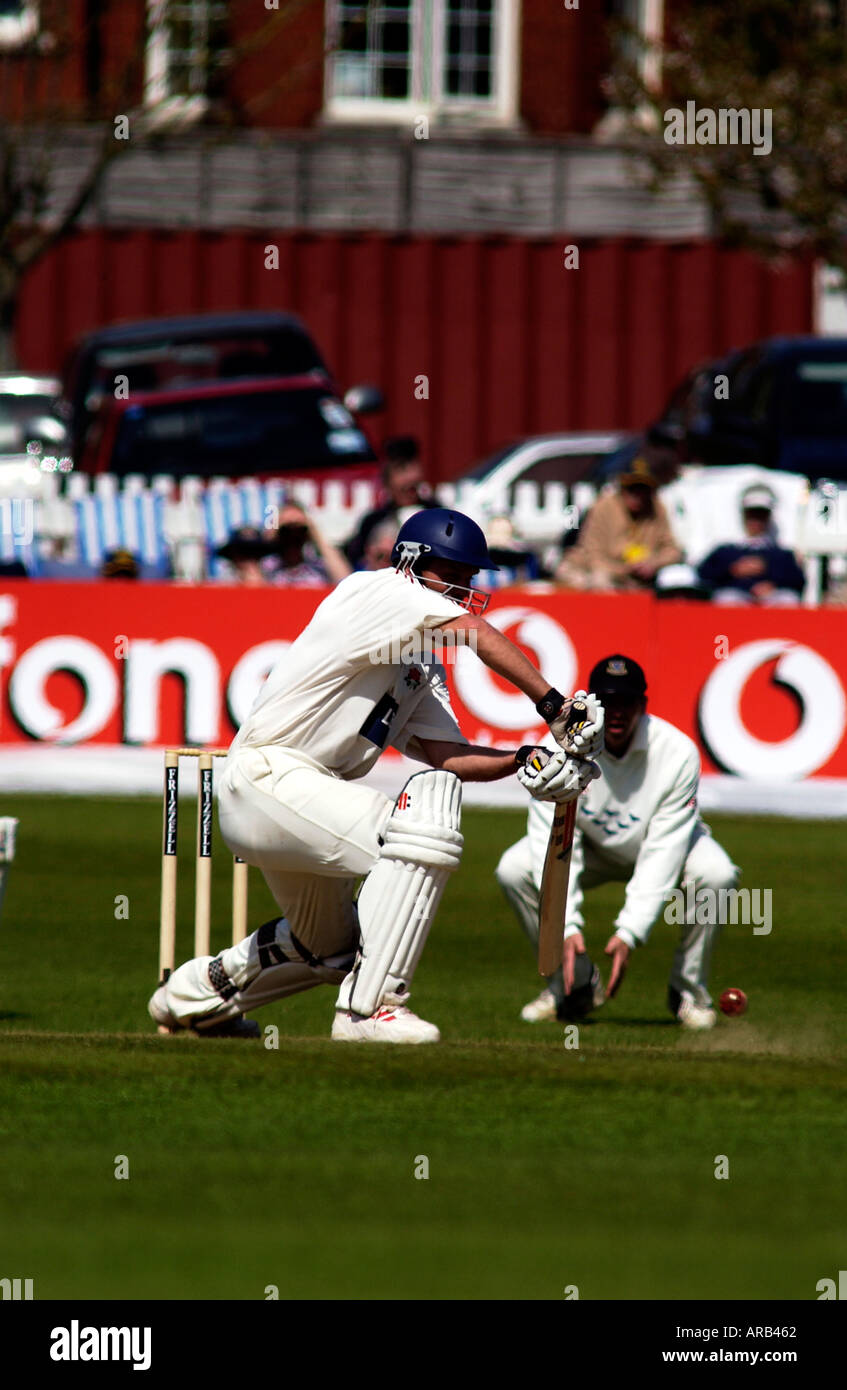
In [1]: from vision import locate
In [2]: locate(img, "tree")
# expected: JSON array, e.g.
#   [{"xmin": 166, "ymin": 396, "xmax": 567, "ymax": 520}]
[
  {"xmin": 606, "ymin": 0, "xmax": 847, "ymax": 278},
  {"xmin": 0, "ymin": 0, "xmax": 326, "ymax": 370}
]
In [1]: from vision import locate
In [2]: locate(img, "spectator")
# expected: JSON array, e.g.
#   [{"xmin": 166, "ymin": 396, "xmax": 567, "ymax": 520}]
[
  {"xmin": 344, "ymin": 435, "xmax": 438, "ymax": 566},
  {"xmin": 101, "ymin": 548, "xmax": 140, "ymax": 580},
  {"xmin": 267, "ymin": 503, "xmax": 351, "ymax": 588},
  {"xmin": 697, "ymin": 485, "xmax": 805, "ymax": 605},
  {"xmin": 358, "ymin": 520, "xmax": 398, "ymax": 571},
  {"xmin": 214, "ymin": 528, "xmax": 271, "ymax": 587},
  {"xmin": 555, "ymin": 459, "xmax": 682, "ymax": 591}
]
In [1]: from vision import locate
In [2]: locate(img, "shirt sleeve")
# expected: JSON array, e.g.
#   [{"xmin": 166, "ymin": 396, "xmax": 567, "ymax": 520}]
[
  {"xmin": 613, "ymin": 745, "xmax": 700, "ymax": 947},
  {"xmin": 390, "ymin": 668, "xmax": 469, "ymax": 757}
]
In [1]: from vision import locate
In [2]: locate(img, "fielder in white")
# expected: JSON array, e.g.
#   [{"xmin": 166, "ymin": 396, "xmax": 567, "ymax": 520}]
[
  {"xmin": 497, "ymin": 654, "xmax": 739, "ymax": 1030},
  {"xmin": 149, "ymin": 508, "xmax": 603, "ymax": 1044}
]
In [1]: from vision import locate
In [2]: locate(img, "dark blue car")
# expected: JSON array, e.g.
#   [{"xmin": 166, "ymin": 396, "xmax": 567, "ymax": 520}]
[{"xmin": 652, "ymin": 336, "xmax": 847, "ymax": 482}]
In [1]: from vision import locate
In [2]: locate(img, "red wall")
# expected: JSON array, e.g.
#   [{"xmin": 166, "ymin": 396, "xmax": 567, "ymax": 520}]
[{"xmin": 16, "ymin": 231, "xmax": 814, "ymax": 480}]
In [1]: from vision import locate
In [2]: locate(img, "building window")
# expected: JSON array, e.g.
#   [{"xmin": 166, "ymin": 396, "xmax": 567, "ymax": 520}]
[
  {"xmin": 325, "ymin": 0, "xmax": 518, "ymax": 124},
  {"xmin": 145, "ymin": 0, "xmax": 229, "ymax": 109},
  {"xmin": 607, "ymin": 0, "xmax": 663, "ymax": 90},
  {"xmin": 0, "ymin": 1, "xmax": 39, "ymax": 50}
]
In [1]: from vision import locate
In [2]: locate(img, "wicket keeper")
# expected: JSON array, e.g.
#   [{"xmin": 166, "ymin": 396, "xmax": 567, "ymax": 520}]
[{"xmin": 497, "ymin": 654, "xmax": 738, "ymax": 1030}]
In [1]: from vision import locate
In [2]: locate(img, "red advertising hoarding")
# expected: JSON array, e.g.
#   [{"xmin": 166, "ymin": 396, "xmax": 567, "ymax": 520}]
[{"xmin": 1, "ymin": 582, "xmax": 845, "ymax": 784}]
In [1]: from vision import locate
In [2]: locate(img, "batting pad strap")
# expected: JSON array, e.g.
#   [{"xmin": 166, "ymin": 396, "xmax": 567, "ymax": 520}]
[
  {"xmin": 208, "ymin": 956, "xmax": 238, "ymax": 1002},
  {"xmin": 381, "ymin": 821, "xmax": 463, "ymax": 870}
]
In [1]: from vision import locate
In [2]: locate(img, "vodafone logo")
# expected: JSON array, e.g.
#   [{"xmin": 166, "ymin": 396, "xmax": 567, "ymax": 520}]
[
  {"xmin": 699, "ymin": 639, "xmax": 846, "ymax": 780},
  {"xmin": 453, "ymin": 607, "xmax": 577, "ymax": 730},
  {"xmin": 5, "ymin": 630, "xmax": 288, "ymax": 746}
]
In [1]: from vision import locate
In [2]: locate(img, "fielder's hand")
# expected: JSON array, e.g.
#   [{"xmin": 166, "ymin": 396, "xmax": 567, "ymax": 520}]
[
  {"xmin": 563, "ymin": 930, "xmax": 586, "ymax": 995},
  {"xmin": 604, "ymin": 934, "xmax": 630, "ymax": 997},
  {"xmin": 516, "ymin": 747, "xmax": 600, "ymax": 802},
  {"xmin": 548, "ymin": 692, "xmax": 605, "ymax": 759}
]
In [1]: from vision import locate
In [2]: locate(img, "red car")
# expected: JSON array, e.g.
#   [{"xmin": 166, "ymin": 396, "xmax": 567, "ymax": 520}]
[{"xmin": 78, "ymin": 374, "xmax": 380, "ymax": 484}]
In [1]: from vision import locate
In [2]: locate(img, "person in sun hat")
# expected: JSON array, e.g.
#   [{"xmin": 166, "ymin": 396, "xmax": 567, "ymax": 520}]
[
  {"xmin": 697, "ymin": 483, "xmax": 805, "ymax": 604},
  {"xmin": 555, "ymin": 458, "xmax": 682, "ymax": 591}
]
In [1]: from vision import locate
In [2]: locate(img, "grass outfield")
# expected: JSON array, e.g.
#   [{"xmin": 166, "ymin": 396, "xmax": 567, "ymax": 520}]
[{"xmin": 0, "ymin": 794, "xmax": 844, "ymax": 1300}]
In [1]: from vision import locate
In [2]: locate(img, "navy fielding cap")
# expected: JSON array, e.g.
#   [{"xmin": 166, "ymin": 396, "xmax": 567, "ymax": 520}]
[{"xmin": 588, "ymin": 654, "xmax": 647, "ymax": 699}]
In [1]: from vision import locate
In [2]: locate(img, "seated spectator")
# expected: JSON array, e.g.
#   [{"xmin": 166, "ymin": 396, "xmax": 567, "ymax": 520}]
[
  {"xmin": 697, "ymin": 485, "xmax": 805, "ymax": 605},
  {"xmin": 101, "ymin": 548, "xmax": 140, "ymax": 580},
  {"xmin": 555, "ymin": 459, "xmax": 682, "ymax": 591},
  {"xmin": 344, "ymin": 435, "xmax": 438, "ymax": 566},
  {"xmin": 358, "ymin": 520, "xmax": 398, "ymax": 571},
  {"xmin": 266, "ymin": 503, "xmax": 351, "ymax": 587},
  {"xmin": 214, "ymin": 528, "xmax": 271, "ymax": 586}
]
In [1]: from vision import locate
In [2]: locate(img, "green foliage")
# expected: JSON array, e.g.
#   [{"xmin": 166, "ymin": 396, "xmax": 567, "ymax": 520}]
[{"xmin": 608, "ymin": 0, "xmax": 847, "ymax": 275}]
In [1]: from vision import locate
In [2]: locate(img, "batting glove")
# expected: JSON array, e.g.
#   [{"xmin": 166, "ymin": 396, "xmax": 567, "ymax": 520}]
[
  {"xmin": 517, "ymin": 748, "xmax": 600, "ymax": 802},
  {"xmin": 548, "ymin": 692, "xmax": 605, "ymax": 759}
]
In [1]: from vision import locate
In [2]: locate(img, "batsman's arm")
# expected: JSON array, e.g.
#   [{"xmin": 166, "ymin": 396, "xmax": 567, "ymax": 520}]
[
  {"xmin": 416, "ymin": 739, "xmax": 525, "ymax": 783},
  {"xmin": 440, "ymin": 616, "xmax": 602, "ymax": 755},
  {"xmin": 440, "ymin": 615, "xmax": 551, "ymax": 705}
]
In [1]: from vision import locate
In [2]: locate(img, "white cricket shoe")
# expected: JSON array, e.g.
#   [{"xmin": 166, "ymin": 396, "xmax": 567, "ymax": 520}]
[
  {"xmin": 677, "ymin": 992, "xmax": 717, "ymax": 1031},
  {"xmin": 520, "ymin": 988, "xmax": 558, "ymax": 1023},
  {"xmin": 332, "ymin": 1004, "xmax": 440, "ymax": 1044}
]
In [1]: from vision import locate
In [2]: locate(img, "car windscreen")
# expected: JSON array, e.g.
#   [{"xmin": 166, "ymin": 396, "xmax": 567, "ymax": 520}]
[
  {"xmin": 109, "ymin": 388, "xmax": 376, "ymax": 478},
  {"xmin": 782, "ymin": 358, "xmax": 847, "ymax": 437},
  {"xmin": 84, "ymin": 331, "xmax": 326, "ymax": 404},
  {"xmin": 464, "ymin": 446, "xmax": 519, "ymax": 481}
]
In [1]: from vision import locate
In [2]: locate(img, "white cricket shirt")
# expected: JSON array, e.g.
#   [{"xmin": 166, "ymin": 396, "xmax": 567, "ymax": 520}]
[
  {"xmin": 529, "ymin": 713, "xmax": 702, "ymax": 947},
  {"xmin": 229, "ymin": 568, "xmax": 469, "ymax": 779}
]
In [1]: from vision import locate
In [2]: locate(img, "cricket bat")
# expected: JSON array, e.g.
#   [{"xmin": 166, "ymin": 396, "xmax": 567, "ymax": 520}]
[{"xmin": 535, "ymin": 699, "xmax": 589, "ymax": 977}]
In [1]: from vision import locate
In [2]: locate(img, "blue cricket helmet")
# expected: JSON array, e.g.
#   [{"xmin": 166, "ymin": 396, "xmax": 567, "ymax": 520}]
[{"xmin": 391, "ymin": 507, "xmax": 499, "ymax": 574}]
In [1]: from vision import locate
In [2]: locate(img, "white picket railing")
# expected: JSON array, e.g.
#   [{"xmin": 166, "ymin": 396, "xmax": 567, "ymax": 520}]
[{"xmin": 1, "ymin": 465, "xmax": 846, "ymax": 598}]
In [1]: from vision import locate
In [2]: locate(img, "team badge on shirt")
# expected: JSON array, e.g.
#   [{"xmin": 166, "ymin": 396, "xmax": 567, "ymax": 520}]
[{"xmin": 404, "ymin": 665, "xmax": 423, "ymax": 689}]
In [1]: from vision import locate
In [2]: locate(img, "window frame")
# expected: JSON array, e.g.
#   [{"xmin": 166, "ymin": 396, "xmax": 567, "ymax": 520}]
[
  {"xmin": 144, "ymin": 0, "xmax": 228, "ymax": 113},
  {"xmin": 323, "ymin": 0, "xmax": 520, "ymax": 127}
]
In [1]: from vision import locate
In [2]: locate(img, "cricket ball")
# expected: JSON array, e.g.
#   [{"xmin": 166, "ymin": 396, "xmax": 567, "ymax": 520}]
[{"xmin": 719, "ymin": 988, "xmax": 747, "ymax": 1016}]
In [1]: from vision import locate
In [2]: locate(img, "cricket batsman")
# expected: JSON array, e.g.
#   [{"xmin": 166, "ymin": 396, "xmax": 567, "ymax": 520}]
[
  {"xmin": 496, "ymin": 654, "xmax": 738, "ymax": 1030},
  {"xmin": 149, "ymin": 508, "xmax": 604, "ymax": 1043}
]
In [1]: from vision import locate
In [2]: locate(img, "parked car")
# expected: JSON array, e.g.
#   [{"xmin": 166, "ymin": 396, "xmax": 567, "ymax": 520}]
[
  {"xmin": 651, "ymin": 337, "xmax": 847, "ymax": 482},
  {"xmin": 61, "ymin": 311, "xmax": 383, "ymax": 462},
  {"xmin": 449, "ymin": 432, "xmax": 633, "ymax": 554},
  {"xmin": 0, "ymin": 373, "xmax": 69, "ymax": 454},
  {"xmin": 459, "ymin": 431, "xmax": 631, "ymax": 504},
  {"xmin": 77, "ymin": 375, "xmax": 379, "ymax": 482}
]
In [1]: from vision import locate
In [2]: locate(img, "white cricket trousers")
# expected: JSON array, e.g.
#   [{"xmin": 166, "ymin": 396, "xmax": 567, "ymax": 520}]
[
  {"xmin": 161, "ymin": 746, "xmax": 393, "ymax": 1026},
  {"xmin": 496, "ymin": 817, "xmax": 738, "ymax": 1010}
]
